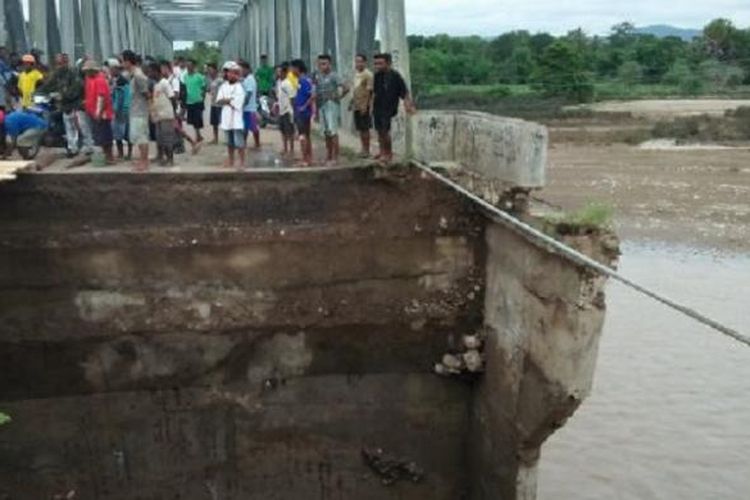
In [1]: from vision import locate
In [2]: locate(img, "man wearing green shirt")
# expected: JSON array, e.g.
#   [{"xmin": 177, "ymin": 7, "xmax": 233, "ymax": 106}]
[
  {"xmin": 256, "ymin": 54, "xmax": 275, "ymax": 96},
  {"xmin": 183, "ymin": 59, "xmax": 207, "ymax": 143}
]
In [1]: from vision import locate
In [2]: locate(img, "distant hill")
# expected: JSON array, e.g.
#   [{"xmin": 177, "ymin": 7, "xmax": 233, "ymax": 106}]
[{"xmin": 634, "ymin": 25, "xmax": 701, "ymax": 41}]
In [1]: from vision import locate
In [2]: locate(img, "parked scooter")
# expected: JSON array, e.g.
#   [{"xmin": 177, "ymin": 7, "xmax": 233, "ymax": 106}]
[
  {"xmin": 258, "ymin": 94, "xmax": 278, "ymax": 129},
  {"xmin": 9, "ymin": 93, "xmax": 78, "ymax": 160}
]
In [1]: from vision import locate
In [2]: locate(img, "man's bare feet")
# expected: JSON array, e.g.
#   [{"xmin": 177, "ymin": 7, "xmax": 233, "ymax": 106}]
[{"xmin": 132, "ymin": 160, "xmax": 149, "ymax": 171}]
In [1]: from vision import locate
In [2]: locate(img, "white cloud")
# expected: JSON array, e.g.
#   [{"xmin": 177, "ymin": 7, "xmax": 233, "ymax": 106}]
[{"xmin": 405, "ymin": 0, "xmax": 750, "ymax": 36}]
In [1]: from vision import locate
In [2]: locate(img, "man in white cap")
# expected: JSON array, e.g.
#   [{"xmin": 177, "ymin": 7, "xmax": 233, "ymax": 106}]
[{"xmin": 215, "ymin": 62, "xmax": 246, "ymax": 168}]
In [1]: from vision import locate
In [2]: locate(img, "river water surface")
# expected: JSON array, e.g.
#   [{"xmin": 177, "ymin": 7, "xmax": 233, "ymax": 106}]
[{"xmin": 538, "ymin": 242, "xmax": 750, "ymax": 500}]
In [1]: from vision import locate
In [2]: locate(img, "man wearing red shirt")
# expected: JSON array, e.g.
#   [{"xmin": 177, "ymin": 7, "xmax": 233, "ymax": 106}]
[{"xmin": 82, "ymin": 60, "xmax": 115, "ymax": 164}]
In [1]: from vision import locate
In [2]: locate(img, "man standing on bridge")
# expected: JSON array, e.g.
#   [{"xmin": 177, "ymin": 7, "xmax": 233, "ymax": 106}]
[
  {"xmin": 82, "ymin": 60, "xmax": 115, "ymax": 165},
  {"xmin": 122, "ymin": 50, "xmax": 151, "ymax": 171},
  {"xmin": 40, "ymin": 53, "xmax": 85, "ymax": 157},
  {"xmin": 372, "ymin": 53, "xmax": 415, "ymax": 165},
  {"xmin": 351, "ymin": 54, "xmax": 374, "ymax": 158},
  {"xmin": 315, "ymin": 54, "xmax": 348, "ymax": 166},
  {"xmin": 239, "ymin": 61, "xmax": 260, "ymax": 149},
  {"xmin": 183, "ymin": 59, "xmax": 207, "ymax": 145},
  {"xmin": 256, "ymin": 54, "xmax": 274, "ymax": 97},
  {"xmin": 216, "ymin": 62, "xmax": 247, "ymax": 169}
]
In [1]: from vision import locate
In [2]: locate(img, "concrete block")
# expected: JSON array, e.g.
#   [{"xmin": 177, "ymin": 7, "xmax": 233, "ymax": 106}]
[
  {"xmin": 413, "ymin": 110, "xmax": 548, "ymax": 189},
  {"xmin": 411, "ymin": 112, "xmax": 456, "ymax": 164}
]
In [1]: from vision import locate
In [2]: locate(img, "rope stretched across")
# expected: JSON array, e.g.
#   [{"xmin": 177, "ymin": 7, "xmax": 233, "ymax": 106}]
[{"xmin": 413, "ymin": 161, "xmax": 750, "ymax": 349}]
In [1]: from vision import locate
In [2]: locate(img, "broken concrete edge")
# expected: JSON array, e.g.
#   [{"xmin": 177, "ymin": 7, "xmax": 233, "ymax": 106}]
[
  {"xmin": 0, "ymin": 160, "xmax": 36, "ymax": 182},
  {"xmin": 468, "ymin": 220, "xmax": 615, "ymax": 499},
  {"xmin": 407, "ymin": 159, "xmax": 621, "ymax": 269},
  {"xmin": 405, "ymin": 157, "xmax": 619, "ymax": 498}
]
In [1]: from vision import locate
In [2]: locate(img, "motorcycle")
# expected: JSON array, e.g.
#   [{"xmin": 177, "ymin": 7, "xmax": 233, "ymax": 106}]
[
  {"xmin": 14, "ymin": 93, "xmax": 78, "ymax": 160},
  {"xmin": 258, "ymin": 93, "xmax": 278, "ymax": 129}
]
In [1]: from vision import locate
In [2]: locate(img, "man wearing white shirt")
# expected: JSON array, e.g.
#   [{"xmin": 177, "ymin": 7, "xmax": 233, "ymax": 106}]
[{"xmin": 215, "ymin": 62, "xmax": 247, "ymax": 169}]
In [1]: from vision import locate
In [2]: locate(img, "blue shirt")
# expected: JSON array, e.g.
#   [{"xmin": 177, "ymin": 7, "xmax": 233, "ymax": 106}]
[
  {"xmin": 242, "ymin": 75, "xmax": 258, "ymax": 113},
  {"xmin": 5, "ymin": 110, "xmax": 47, "ymax": 138},
  {"xmin": 113, "ymin": 77, "xmax": 132, "ymax": 121},
  {"xmin": 294, "ymin": 76, "xmax": 313, "ymax": 120}
]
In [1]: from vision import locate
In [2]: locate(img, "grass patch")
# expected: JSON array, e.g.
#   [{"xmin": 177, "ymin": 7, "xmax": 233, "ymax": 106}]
[
  {"xmin": 0, "ymin": 412, "xmax": 11, "ymax": 426},
  {"xmin": 544, "ymin": 202, "xmax": 614, "ymax": 234}
]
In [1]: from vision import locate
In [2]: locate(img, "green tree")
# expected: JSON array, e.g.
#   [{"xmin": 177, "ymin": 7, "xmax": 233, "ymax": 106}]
[
  {"xmin": 699, "ymin": 60, "xmax": 745, "ymax": 89},
  {"xmin": 663, "ymin": 59, "xmax": 704, "ymax": 95},
  {"xmin": 534, "ymin": 41, "xmax": 595, "ymax": 102},
  {"xmin": 610, "ymin": 22, "xmax": 637, "ymax": 48},
  {"xmin": 411, "ymin": 47, "xmax": 449, "ymax": 90},
  {"xmin": 489, "ymin": 31, "xmax": 531, "ymax": 64},
  {"xmin": 703, "ymin": 18, "xmax": 739, "ymax": 60},
  {"xmin": 508, "ymin": 46, "xmax": 534, "ymax": 83},
  {"xmin": 175, "ymin": 42, "xmax": 222, "ymax": 68},
  {"xmin": 617, "ymin": 61, "xmax": 643, "ymax": 85},
  {"xmin": 633, "ymin": 36, "xmax": 686, "ymax": 82}
]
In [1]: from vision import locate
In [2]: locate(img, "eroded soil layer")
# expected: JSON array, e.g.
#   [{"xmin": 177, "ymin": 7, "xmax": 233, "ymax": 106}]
[{"xmin": 0, "ymin": 167, "xmax": 486, "ymax": 499}]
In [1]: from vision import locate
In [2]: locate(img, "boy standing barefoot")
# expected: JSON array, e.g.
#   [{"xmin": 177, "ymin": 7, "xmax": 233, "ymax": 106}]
[
  {"xmin": 314, "ymin": 54, "xmax": 348, "ymax": 166},
  {"xmin": 291, "ymin": 59, "xmax": 314, "ymax": 166},
  {"xmin": 275, "ymin": 63, "xmax": 296, "ymax": 158}
]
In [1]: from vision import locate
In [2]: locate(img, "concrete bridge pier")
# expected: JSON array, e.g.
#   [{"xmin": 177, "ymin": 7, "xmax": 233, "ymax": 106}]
[
  {"xmin": 59, "ymin": 0, "xmax": 78, "ymax": 61},
  {"xmin": 28, "ymin": 0, "xmax": 50, "ymax": 62},
  {"xmin": 0, "ymin": 0, "xmax": 5, "ymax": 48},
  {"xmin": 4, "ymin": 0, "xmax": 28, "ymax": 54}
]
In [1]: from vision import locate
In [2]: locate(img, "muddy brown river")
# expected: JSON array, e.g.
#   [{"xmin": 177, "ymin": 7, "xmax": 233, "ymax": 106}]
[{"xmin": 538, "ymin": 242, "xmax": 750, "ymax": 499}]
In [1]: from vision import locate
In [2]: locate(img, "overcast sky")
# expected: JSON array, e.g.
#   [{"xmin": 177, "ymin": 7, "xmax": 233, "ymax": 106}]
[{"xmin": 404, "ymin": 0, "xmax": 750, "ymax": 36}]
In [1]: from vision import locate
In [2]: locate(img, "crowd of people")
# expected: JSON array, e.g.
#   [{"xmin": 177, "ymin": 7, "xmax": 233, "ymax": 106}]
[{"xmin": 0, "ymin": 47, "xmax": 415, "ymax": 170}]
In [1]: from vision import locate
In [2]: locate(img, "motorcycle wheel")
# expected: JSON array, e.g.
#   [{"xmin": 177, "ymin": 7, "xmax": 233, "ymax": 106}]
[{"xmin": 18, "ymin": 142, "xmax": 40, "ymax": 160}]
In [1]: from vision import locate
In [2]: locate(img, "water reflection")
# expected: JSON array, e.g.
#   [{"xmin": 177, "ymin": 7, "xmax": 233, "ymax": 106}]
[{"xmin": 538, "ymin": 242, "xmax": 750, "ymax": 500}]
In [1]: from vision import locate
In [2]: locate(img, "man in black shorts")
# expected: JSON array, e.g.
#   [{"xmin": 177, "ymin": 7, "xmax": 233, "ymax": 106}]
[
  {"xmin": 291, "ymin": 59, "xmax": 314, "ymax": 165},
  {"xmin": 372, "ymin": 53, "xmax": 415, "ymax": 164},
  {"xmin": 351, "ymin": 54, "xmax": 374, "ymax": 158},
  {"xmin": 183, "ymin": 59, "xmax": 207, "ymax": 143}
]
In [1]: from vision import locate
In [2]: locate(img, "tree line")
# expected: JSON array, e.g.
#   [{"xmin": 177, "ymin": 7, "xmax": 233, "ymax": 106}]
[{"xmin": 409, "ymin": 19, "xmax": 750, "ymax": 101}]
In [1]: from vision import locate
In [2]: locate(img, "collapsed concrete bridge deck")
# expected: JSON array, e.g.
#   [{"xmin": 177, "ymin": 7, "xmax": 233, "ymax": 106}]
[{"xmin": 0, "ymin": 112, "xmax": 618, "ymax": 499}]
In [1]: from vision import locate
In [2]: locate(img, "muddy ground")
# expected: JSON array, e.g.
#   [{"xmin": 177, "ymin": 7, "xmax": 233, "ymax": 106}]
[{"xmin": 541, "ymin": 100, "xmax": 750, "ymax": 253}]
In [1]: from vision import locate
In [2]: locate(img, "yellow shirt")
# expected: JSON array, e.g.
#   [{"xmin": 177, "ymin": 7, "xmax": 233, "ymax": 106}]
[
  {"xmin": 19, "ymin": 69, "xmax": 44, "ymax": 108},
  {"xmin": 286, "ymin": 72, "xmax": 299, "ymax": 91}
]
